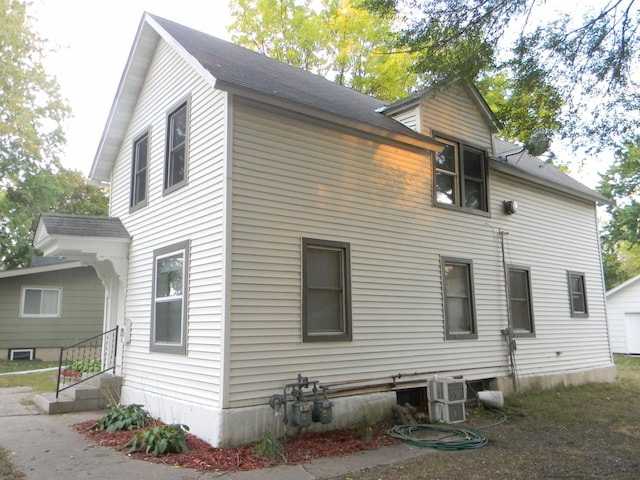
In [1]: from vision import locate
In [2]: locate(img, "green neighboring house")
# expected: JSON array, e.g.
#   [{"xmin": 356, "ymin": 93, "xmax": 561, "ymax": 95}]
[{"xmin": 0, "ymin": 258, "xmax": 105, "ymax": 361}]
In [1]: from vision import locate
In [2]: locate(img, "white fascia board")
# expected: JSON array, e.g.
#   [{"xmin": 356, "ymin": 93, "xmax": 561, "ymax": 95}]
[{"xmin": 0, "ymin": 261, "xmax": 84, "ymax": 279}]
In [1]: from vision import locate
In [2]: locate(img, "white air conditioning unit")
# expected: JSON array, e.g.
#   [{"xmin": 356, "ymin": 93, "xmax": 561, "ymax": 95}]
[
  {"xmin": 433, "ymin": 401, "xmax": 466, "ymax": 423},
  {"xmin": 430, "ymin": 377, "xmax": 466, "ymax": 403}
]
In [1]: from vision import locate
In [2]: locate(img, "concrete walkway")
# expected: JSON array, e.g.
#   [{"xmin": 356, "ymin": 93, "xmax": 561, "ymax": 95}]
[{"xmin": 0, "ymin": 387, "xmax": 432, "ymax": 480}]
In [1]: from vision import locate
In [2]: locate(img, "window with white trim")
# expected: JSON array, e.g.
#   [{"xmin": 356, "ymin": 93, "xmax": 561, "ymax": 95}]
[
  {"xmin": 20, "ymin": 287, "xmax": 62, "ymax": 317},
  {"xmin": 302, "ymin": 238, "xmax": 352, "ymax": 342},
  {"xmin": 434, "ymin": 137, "xmax": 488, "ymax": 213},
  {"xmin": 151, "ymin": 241, "xmax": 189, "ymax": 354},
  {"xmin": 441, "ymin": 257, "xmax": 477, "ymax": 339}
]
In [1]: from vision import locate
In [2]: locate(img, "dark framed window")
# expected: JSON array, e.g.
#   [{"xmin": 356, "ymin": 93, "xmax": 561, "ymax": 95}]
[
  {"xmin": 20, "ymin": 287, "xmax": 62, "ymax": 318},
  {"xmin": 302, "ymin": 238, "xmax": 352, "ymax": 342},
  {"xmin": 441, "ymin": 257, "xmax": 477, "ymax": 339},
  {"xmin": 151, "ymin": 241, "xmax": 189, "ymax": 354},
  {"xmin": 164, "ymin": 99, "xmax": 189, "ymax": 193},
  {"xmin": 130, "ymin": 131, "xmax": 149, "ymax": 210},
  {"xmin": 568, "ymin": 271, "xmax": 588, "ymax": 317},
  {"xmin": 434, "ymin": 137, "xmax": 488, "ymax": 213},
  {"xmin": 508, "ymin": 265, "xmax": 535, "ymax": 336}
]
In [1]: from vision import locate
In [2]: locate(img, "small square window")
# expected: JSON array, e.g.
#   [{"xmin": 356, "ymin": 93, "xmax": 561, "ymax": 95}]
[{"xmin": 20, "ymin": 287, "xmax": 61, "ymax": 317}]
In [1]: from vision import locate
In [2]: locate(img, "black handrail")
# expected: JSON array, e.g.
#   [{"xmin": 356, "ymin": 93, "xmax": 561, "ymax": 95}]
[{"xmin": 56, "ymin": 326, "xmax": 118, "ymax": 398}]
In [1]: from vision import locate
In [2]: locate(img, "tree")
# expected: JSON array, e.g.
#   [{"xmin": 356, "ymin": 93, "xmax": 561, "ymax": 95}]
[
  {"xmin": 362, "ymin": 0, "xmax": 639, "ymax": 151},
  {"xmin": 0, "ymin": 0, "xmax": 70, "ymax": 186},
  {"xmin": 598, "ymin": 137, "xmax": 640, "ymax": 287},
  {"xmin": 229, "ymin": 0, "xmax": 422, "ymax": 101},
  {"xmin": 0, "ymin": 168, "xmax": 109, "ymax": 270},
  {"xmin": 0, "ymin": 1, "xmax": 107, "ymax": 269}
]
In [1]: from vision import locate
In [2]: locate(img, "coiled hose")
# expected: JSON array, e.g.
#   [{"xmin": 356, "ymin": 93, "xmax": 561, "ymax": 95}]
[{"xmin": 387, "ymin": 424, "xmax": 489, "ymax": 450}]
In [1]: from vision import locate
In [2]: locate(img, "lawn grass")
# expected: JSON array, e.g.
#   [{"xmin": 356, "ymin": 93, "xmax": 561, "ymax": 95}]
[{"xmin": 0, "ymin": 360, "xmax": 60, "ymax": 391}]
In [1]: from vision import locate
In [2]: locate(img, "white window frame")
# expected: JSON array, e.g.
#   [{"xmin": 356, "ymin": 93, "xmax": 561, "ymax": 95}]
[
  {"xmin": 20, "ymin": 287, "xmax": 62, "ymax": 318},
  {"xmin": 9, "ymin": 348, "xmax": 35, "ymax": 361}
]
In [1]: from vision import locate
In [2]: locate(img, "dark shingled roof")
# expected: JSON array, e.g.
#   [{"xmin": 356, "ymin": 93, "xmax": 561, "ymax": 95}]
[
  {"xmin": 39, "ymin": 213, "xmax": 130, "ymax": 238},
  {"xmin": 148, "ymin": 14, "xmax": 429, "ymax": 143}
]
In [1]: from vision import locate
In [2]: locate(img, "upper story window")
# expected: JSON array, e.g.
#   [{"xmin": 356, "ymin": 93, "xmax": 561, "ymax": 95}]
[
  {"xmin": 568, "ymin": 271, "xmax": 588, "ymax": 317},
  {"xmin": 21, "ymin": 287, "xmax": 62, "ymax": 318},
  {"xmin": 441, "ymin": 257, "xmax": 477, "ymax": 340},
  {"xmin": 434, "ymin": 137, "xmax": 488, "ymax": 213},
  {"xmin": 130, "ymin": 131, "xmax": 149, "ymax": 210},
  {"xmin": 302, "ymin": 238, "xmax": 352, "ymax": 342},
  {"xmin": 151, "ymin": 241, "xmax": 189, "ymax": 354},
  {"xmin": 164, "ymin": 99, "xmax": 189, "ymax": 193},
  {"xmin": 508, "ymin": 265, "xmax": 535, "ymax": 336}
]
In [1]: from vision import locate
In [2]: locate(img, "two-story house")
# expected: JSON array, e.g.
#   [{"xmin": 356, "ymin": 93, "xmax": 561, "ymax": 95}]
[{"xmin": 34, "ymin": 13, "xmax": 614, "ymax": 447}]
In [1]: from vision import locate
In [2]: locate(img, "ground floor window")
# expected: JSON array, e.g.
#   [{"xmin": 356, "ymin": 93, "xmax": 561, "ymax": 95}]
[
  {"xmin": 151, "ymin": 241, "xmax": 189, "ymax": 354},
  {"xmin": 441, "ymin": 257, "xmax": 477, "ymax": 339},
  {"xmin": 20, "ymin": 287, "xmax": 61, "ymax": 317},
  {"xmin": 508, "ymin": 265, "xmax": 535, "ymax": 336},
  {"xmin": 568, "ymin": 271, "xmax": 588, "ymax": 317}
]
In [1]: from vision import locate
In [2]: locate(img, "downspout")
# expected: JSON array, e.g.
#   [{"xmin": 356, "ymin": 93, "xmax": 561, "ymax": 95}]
[{"xmin": 499, "ymin": 230, "xmax": 519, "ymax": 392}]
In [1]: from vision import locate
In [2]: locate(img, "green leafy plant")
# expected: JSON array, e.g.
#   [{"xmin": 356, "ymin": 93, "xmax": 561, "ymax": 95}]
[
  {"xmin": 255, "ymin": 432, "xmax": 286, "ymax": 463},
  {"xmin": 126, "ymin": 424, "xmax": 190, "ymax": 457},
  {"xmin": 91, "ymin": 404, "xmax": 151, "ymax": 432},
  {"xmin": 68, "ymin": 359, "xmax": 101, "ymax": 373}
]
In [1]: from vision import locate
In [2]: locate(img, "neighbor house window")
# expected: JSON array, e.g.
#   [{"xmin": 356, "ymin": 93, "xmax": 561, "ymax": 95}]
[
  {"xmin": 568, "ymin": 271, "xmax": 588, "ymax": 317},
  {"xmin": 434, "ymin": 137, "xmax": 488, "ymax": 213},
  {"xmin": 508, "ymin": 266, "xmax": 535, "ymax": 336},
  {"xmin": 20, "ymin": 287, "xmax": 62, "ymax": 317},
  {"xmin": 164, "ymin": 99, "xmax": 189, "ymax": 193},
  {"xmin": 302, "ymin": 238, "xmax": 352, "ymax": 342},
  {"xmin": 151, "ymin": 241, "xmax": 189, "ymax": 354},
  {"xmin": 130, "ymin": 130, "xmax": 149, "ymax": 210},
  {"xmin": 441, "ymin": 257, "xmax": 477, "ymax": 339}
]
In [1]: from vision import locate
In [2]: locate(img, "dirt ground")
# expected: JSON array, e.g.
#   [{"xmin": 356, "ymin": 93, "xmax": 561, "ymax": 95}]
[{"xmin": 326, "ymin": 363, "xmax": 640, "ymax": 480}]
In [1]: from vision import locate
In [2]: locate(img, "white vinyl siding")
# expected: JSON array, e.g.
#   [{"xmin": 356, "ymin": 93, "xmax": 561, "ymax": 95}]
[
  {"xmin": 606, "ymin": 277, "xmax": 640, "ymax": 354},
  {"xmin": 227, "ymin": 97, "xmax": 611, "ymax": 408},
  {"xmin": 108, "ymin": 39, "xmax": 227, "ymax": 408}
]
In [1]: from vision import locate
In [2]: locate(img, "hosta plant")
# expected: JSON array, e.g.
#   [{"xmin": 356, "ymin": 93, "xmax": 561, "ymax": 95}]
[
  {"xmin": 126, "ymin": 424, "xmax": 190, "ymax": 457},
  {"xmin": 91, "ymin": 404, "xmax": 151, "ymax": 432}
]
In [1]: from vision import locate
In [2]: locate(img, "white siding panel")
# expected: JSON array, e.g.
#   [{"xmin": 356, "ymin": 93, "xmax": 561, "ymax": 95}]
[
  {"xmin": 606, "ymin": 279, "xmax": 640, "ymax": 353},
  {"xmin": 227, "ymin": 99, "xmax": 610, "ymax": 407},
  {"xmin": 109, "ymin": 40, "xmax": 227, "ymax": 408},
  {"xmin": 419, "ymin": 84, "xmax": 493, "ymax": 151}
]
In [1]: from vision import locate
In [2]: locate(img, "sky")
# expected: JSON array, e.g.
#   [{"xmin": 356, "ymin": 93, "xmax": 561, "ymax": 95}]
[
  {"xmin": 30, "ymin": 0, "xmax": 232, "ymax": 177},
  {"xmin": 28, "ymin": 0, "xmax": 609, "ymax": 188}
]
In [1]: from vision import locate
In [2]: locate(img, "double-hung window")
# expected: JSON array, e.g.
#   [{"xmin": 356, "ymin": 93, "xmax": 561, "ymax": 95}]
[
  {"xmin": 21, "ymin": 287, "xmax": 62, "ymax": 317},
  {"xmin": 441, "ymin": 257, "xmax": 477, "ymax": 339},
  {"xmin": 164, "ymin": 99, "xmax": 189, "ymax": 193},
  {"xmin": 508, "ymin": 266, "xmax": 535, "ymax": 336},
  {"xmin": 130, "ymin": 131, "xmax": 149, "ymax": 210},
  {"xmin": 302, "ymin": 238, "xmax": 352, "ymax": 342},
  {"xmin": 435, "ymin": 137, "xmax": 488, "ymax": 213},
  {"xmin": 568, "ymin": 271, "xmax": 588, "ymax": 317},
  {"xmin": 151, "ymin": 241, "xmax": 189, "ymax": 354}
]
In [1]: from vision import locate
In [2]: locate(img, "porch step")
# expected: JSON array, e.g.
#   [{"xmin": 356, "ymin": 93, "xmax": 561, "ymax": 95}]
[{"xmin": 34, "ymin": 374, "xmax": 122, "ymax": 414}]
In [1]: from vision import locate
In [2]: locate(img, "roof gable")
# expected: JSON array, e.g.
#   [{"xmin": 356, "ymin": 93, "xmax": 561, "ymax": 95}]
[
  {"xmin": 606, "ymin": 273, "xmax": 640, "ymax": 297},
  {"xmin": 90, "ymin": 13, "xmax": 440, "ymax": 181}
]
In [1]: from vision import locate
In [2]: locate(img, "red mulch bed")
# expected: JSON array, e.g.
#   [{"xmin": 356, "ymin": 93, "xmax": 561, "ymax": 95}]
[{"xmin": 73, "ymin": 419, "xmax": 399, "ymax": 473}]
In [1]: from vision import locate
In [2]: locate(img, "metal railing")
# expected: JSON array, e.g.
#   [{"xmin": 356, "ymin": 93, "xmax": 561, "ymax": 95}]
[{"xmin": 56, "ymin": 327, "xmax": 118, "ymax": 398}]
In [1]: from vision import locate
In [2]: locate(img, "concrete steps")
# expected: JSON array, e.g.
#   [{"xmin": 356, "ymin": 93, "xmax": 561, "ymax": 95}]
[{"xmin": 34, "ymin": 374, "xmax": 122, "ymax": 414}]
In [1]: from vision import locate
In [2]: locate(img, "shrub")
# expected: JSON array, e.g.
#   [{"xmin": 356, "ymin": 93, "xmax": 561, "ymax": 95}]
[
  {"xmin": 91, "ymin": 404, "xmax": 151, "ymax": 432},
  {"xmin": 126, "ymin": 424, "xmax": 190, "ymax": 457},
  {"xmin": 255, "ymin": 432, "xmax": 286, "ymax": 462},
  {"xmin": 68, "ymin": 359, "xmax": 101, "ymax": 373}
]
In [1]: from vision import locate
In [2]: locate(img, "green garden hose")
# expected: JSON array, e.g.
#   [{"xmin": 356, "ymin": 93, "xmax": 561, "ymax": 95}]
[{"xmin": 388, "ymin": 424, "xmax": 489, "ymax": 450}]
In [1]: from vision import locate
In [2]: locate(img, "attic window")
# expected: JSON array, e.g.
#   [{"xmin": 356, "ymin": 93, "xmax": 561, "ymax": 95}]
[{"xmin": 434, "ymin": 137, "xmax": 488, "ymax": 213}]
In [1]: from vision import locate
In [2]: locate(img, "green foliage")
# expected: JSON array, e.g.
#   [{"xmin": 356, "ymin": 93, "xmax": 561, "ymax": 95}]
[
  {"xmin": 363, "ymin": 0, "xmax": 640, "ymax": 150},
  {"xmin": 229, "ymin": 0, "xmax": 421, "ymax": 101},
  {"xmin": 91, "ymin": 404, "xmax": 152, "ymax": 432},
  {"xmin": 126, "ymin": 424, "xmax": 190, "ymax": 457},
  {"xmin": 67, "ymin": 359, "xmax": 101, "ymax": 373},
  {"xmin": 254, "ymin": 432, "xmax": 286, "ymax": 462}
]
